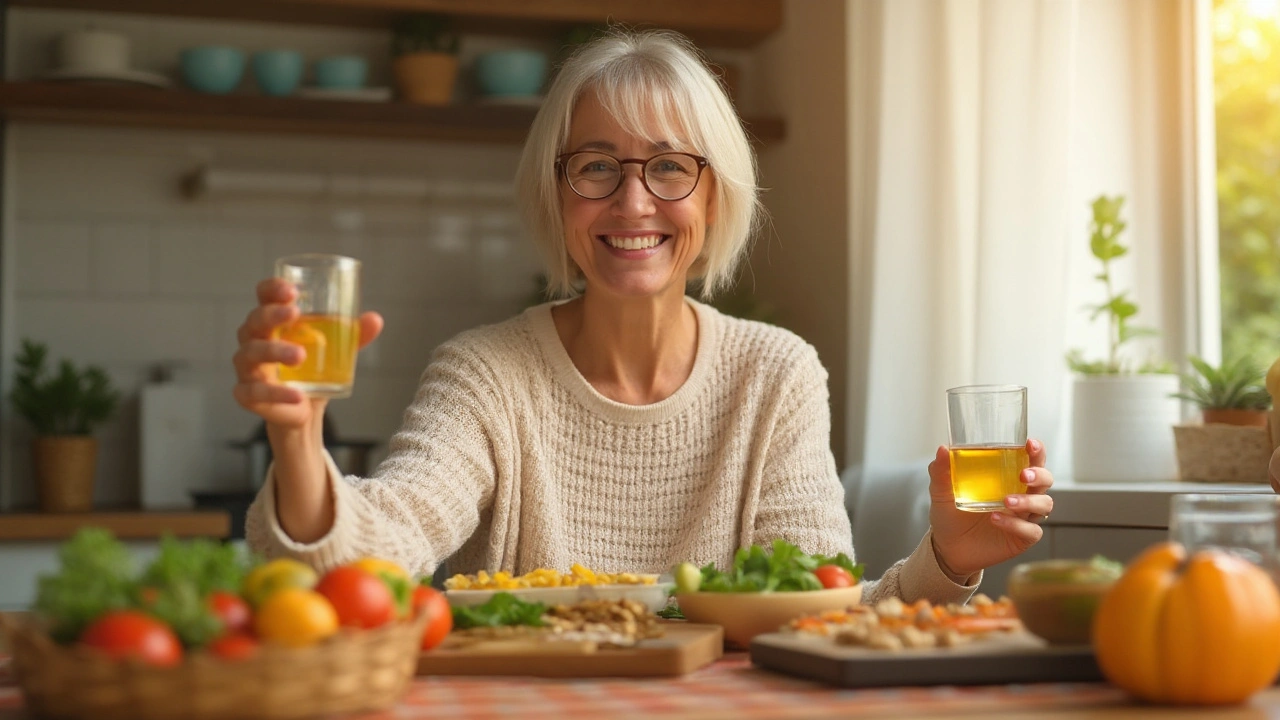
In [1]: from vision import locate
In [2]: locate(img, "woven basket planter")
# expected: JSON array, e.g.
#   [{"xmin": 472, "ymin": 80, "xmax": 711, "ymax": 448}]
[
  {"xmin": 1173, "ymin": 423, "xmax": 1273, "ymax": 484},
  {"xmin": 1, "ymin": 611, "xmax": 427, "ymax": 720}
]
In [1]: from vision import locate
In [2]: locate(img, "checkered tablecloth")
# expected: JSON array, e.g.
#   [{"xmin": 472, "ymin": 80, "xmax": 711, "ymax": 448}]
[{"xmin": 0, "ymin": 651, "xmax": 1134, "ymax": 719}]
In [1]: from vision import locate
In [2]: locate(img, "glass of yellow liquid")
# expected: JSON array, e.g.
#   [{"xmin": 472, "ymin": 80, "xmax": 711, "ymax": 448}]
[
  {"xmin": 274, "ymin": 254, "xmax": 361, "ymax": 399},
  {"xmin": 947, "ymin": 384, "xmax": 1028, "ymax": 512}
]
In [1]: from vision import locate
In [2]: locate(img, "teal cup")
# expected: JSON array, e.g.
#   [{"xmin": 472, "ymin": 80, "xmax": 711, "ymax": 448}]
[
  {"xmin": 313, "ymin": 55, "xmax": 368, "ymax": 89},
  {"xmin": 180, "ymin": 46, "xmax": 246, "ymax": 94},
  {"xmin": 252, "ymin": 50, "xmax": 303, "ymax": 96},
  {"xmin": 475, "ymin": 50, "xmax": 548, "ymax": 97}
]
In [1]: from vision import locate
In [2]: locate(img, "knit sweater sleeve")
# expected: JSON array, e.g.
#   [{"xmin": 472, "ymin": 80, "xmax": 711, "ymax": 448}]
[
  {"xmin": 244, "ymin": 340, "xmax": 500, "ymax": 577},
  {"xmin": 753, "ymin": 341, "xmax": 979, "ymax": 606}
]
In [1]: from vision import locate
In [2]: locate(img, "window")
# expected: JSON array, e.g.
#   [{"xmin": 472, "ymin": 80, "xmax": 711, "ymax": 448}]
[{"xmin": 1214, "ymin": 0, "xmax": 1280, "ymax": 367}]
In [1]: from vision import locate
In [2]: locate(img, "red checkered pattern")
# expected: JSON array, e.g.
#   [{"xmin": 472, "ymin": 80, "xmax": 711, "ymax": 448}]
[{"xmin": 0, "ymin": 652, "xmax": 1133, "ymax": 719}]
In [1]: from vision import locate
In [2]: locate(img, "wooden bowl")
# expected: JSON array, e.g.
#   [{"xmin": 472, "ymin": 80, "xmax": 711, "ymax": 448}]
[{"xmin": 676, "ymin": 585, "xmax": 863, "ymax": 647}]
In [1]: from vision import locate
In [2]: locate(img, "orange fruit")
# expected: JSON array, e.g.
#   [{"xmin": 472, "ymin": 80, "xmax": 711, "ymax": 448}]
[
  {"xmin": 254, "ymin": 588, "xmax": 338, "ymax": 648},
  {"xmin": 242, "ymin": 558, "xmax": 318, "ymax": 607},
  {"xmin": 349, "ymin": 557, "xmax": 409, "ymax": 581}
]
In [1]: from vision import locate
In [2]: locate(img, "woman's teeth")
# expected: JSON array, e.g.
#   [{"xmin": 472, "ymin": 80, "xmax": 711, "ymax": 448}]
[{"xmin": 603, "ymin": 235, "xmax": 664, "ymax": 250}]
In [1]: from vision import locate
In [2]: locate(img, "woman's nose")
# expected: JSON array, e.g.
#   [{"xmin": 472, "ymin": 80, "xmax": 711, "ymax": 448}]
[{"xmin": 612, "ymin": 168, "xmax": 655, "ymax": 217}]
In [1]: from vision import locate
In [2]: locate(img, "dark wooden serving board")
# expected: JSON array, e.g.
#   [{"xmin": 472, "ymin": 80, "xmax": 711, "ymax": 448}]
[
  {"xmin": 750, "ymin": 630, "xmax": 1102, "ymax": 688},
  {"xmin": 417, "ymin": 622, "xmax": 723, "ymax": 678}
]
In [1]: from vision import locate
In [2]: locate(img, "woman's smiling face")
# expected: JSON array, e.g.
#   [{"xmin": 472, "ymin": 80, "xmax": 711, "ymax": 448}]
[{"xmin": 559, "ymin": 91, "xmax": 716, "ymax": 300}]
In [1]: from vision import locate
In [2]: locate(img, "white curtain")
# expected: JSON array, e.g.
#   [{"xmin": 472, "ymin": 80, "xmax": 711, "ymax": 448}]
[{"xmin": 847, "ymin": 0, "xmax": 1198, "ymax": 479}]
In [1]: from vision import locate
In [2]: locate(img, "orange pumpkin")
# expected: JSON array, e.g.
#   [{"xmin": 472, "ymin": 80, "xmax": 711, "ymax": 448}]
[{"xmin": 1092, "ymin": 542, "xmax": 1280, "ymax": 705}]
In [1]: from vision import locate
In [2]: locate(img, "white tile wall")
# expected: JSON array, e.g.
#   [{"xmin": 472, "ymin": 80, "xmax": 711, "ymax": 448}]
[{"xmin": 2, "ymin": 120, "xmax": 536, "ymax": 510}]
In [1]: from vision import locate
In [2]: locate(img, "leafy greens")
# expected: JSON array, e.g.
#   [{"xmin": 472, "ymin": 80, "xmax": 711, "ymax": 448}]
[
  {"xmin": 697, "ymin": 539, "xmax": 865, "ymax": 593},
  {"xmin": 451, "ymin": 592, "xmax": 547, "ymax": 629}
]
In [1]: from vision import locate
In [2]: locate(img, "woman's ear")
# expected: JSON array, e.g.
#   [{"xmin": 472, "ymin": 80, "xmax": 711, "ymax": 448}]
[
  {"xmin": 704, "ymin": 172, "xmax": 718, "ymax": 227},
  {"xmin": 1270, "ymin": 445, "xmax": 1280, "ymax": 495}
]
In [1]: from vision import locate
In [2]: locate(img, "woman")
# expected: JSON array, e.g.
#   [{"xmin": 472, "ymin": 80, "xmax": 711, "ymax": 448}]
[{"xmin": 233, "ymin": 30, "xmax": 1054, "ymax": 605}]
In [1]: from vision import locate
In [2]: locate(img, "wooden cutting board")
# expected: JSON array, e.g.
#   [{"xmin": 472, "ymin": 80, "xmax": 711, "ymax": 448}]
[
  {"xmin": 750, "ymin": 630, "xmax": 1102, "ymax": 688},
  {"xmin": 417, "ymin": 622, "xmax": 723, "ymax": 678}
]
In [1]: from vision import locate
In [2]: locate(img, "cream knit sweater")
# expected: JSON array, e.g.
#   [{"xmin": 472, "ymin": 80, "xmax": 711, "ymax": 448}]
[{"xmin": 246, "ymin": 299, "xmax": 979, "ymax": 606}]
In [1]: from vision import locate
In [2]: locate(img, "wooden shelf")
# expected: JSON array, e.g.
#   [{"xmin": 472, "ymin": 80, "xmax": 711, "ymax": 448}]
[
  {"xmin": 0, "ymin": 510, "xmax": 231, "ymax": 541},
  {"xmin": 0, "ymin": 81, "xmax": 785, "ymax": 145},
  {"xmin": 10, "ymin": 0, "xmax": 783, "ymax": 48}
]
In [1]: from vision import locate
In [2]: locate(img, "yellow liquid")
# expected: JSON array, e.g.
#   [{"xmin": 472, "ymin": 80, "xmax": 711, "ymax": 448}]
[
  {"xmin": 274, "ymin": 314, "xmax": 358, "ymax": 396},
  {"xmin": 950, "ymin": 445, "xmax": 1029, "ymax": 511}
]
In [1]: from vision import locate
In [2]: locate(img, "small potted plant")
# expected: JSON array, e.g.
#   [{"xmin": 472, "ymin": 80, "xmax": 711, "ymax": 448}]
[
  {"xmin": 1066, "ymin": 195, "xmax": 1179, "ymax": 482},
  {"xmin": 390, "ymin": 13, "xmax": 460, "ymax": 105},
  {"xmin": 1170, "ymin": 355, "xmax": 1273, "ymax": 483},
  {"xmin": 1171, "ymin": 355, "xmax": 1270, "ymax": 426},
  {"xmin": 8, "ymin": 339, "xmax": 119, "ymax": 512}
]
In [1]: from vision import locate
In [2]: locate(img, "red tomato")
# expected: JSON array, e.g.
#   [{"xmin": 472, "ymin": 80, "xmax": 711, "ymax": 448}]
[
  {"xmin": 813, "ymin": 565, "xmax": 854, "ymax": 589},
  {"xmin": 316, "ymin": 566, "xmax": 396, "ymax": 629},
  {"xmin": 79, "ymin": 610, "xmax": 183, "ymax": 667},
  {"xmin": 208, "ymin": 633, "xmax": 260, "ymax": 661},
  {"xmin": 208, "ymin": 590, "xmax": 253, "ymax": 635},
  {"xmin": 411, "ymin": 584, "xmax": 452, "ymax": 651}
]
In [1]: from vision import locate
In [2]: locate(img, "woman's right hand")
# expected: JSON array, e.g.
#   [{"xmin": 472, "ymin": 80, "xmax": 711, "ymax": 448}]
[{"xmin": 232, "ymin": 278, "xmax": 384, "ymax": 429}]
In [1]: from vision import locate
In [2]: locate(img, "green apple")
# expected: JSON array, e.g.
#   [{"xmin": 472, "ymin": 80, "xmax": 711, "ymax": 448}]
[{"xmin": 672, "ymin": 562, "xmax": 702, "ymax": 594}]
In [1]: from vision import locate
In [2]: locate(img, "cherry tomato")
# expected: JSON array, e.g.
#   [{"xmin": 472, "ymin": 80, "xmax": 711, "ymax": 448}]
[
  {"xmin": 813, "ymin": 564, "xmax": 854, "ymax": 589},
  {"xmin": 208, "ymin": 633, "xmax": 260, "ymax": 661},
  {"xmin": 208, "ymin": 590, "xmax": 253, "ymax": 635},
  {"xmin": 79, "ymin": 610, "xmax": 183, "ymax": 667},
  {"xmin": 411, "ymin": 584, "xmax": 452, "ymax": 651},
  {"xmin": 316, "ymin": 566, "xmax": 396, "ymax": 629}
]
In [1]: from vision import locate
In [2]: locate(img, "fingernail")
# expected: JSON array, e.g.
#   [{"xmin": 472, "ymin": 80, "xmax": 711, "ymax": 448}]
[
  {"xmin": 1007, "ymin": 496, "xmax": 1021, "ymax": 508},
  {"xmin": 1030, "ymin": 440, "xmax": 1041, "ymax": 453},
  {"xmin": 1022, "ymin": 469, "xmax": 1035, "ymax": 484},
  {"xmin": 991, "ymin": 512, "xmax": 1004, "ymax": 523}
]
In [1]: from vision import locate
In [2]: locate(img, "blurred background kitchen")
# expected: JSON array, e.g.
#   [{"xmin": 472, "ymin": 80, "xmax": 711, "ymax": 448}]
[{"xmin": 2, "ymin": 0, "xmax": 1279, "ymax": 609}]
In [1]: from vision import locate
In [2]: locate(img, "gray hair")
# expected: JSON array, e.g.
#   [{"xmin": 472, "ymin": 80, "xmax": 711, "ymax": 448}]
[{"xmin": 514, "ymin": 29, "xmax": 763, "ymax": 298}]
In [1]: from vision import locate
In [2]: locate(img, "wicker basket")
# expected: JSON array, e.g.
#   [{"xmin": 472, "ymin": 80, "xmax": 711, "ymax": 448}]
[
  {"xmin": 0, "ymin": 611, "xmax": 427, "ymax": 720},
  {"xmin": 1173, "ymin": 423, "xmax": 1273, "ymax": 483}
]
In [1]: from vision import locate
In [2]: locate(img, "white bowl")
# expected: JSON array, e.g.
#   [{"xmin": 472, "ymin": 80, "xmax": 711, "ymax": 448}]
[{"xmin": 677, "ymin": 585, "xmax": 864, "ymax": 646}]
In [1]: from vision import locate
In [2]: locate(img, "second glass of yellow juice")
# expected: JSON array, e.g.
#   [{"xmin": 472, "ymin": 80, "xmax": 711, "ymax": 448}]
[{"xmin": 947, "ymin": 385, "xmax": 1029, "ymax": 512}]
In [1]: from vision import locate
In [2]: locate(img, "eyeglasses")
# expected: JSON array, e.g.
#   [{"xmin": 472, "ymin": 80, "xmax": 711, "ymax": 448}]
[{"xmin": 555, "ymin": 151, "xmax": 709, "ymax": 201}]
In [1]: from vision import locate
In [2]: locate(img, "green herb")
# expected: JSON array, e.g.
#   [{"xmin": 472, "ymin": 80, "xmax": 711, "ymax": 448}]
[
  {"xmin": 137, "ymin": 535, "xmax": 250, "ymax": 648},
  {"xmin": 1066, "ymin": 196, "xmax": 1171, "ymax": 375},
  {"xmin": 655, "ymin": 604, "xmax": 685, "ymax": 620},
  {"xmin": 1170, "ymin": 355, "xmax": 1271, "ymax": 411},
  {"xmin": 34, "ymin": 528, "xmax": 136, "ymax": 643},
  {"xmin": 452, "ymin": 592, "xmax": 547, "ymax": 629},
  {"xmin": 697, "ymin": 539, "xmax": 866, "ymax": 593},
  {"xmin": 9, "ymin": 339, "xmax": 120, "ymax": 435}
]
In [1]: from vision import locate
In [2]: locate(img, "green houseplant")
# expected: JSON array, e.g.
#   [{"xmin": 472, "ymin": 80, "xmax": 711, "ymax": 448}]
[
  {"xmin": 1171, "ymin": 355, "xmax": 1271, "ymax": 426},
  {"xmin": 390, "ymin": 13, "xmax": 460, "ymax": 105},
  {"xmin": 1067, "ymin": 195, "xmax": 1180, "ymax": 483},
  {"xmin": 8, "ymin": 339, "xmax": 119, "ymax": 512}
]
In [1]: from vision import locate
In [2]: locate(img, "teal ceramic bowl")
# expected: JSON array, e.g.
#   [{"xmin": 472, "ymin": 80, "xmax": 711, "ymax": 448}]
[
  {"xmin": 181, "ymin": 46, "xmax": 246, "ymax": 94},
  {"xmin": 252, "ymin": 49, "xmax": 303, "ymax": 96},
  {"xmin": 475, "ymin": 50, "xmax": 547, "ymax": 97},
  {"xmin": 313, "ymin": 55, "xmax": 368, "ymax": 89}
]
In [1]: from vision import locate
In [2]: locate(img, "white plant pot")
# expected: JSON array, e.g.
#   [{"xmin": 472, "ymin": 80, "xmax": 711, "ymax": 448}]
[{"xmin": 1072, "ymin": 374, "xmax": 1181, "ymax": 482}]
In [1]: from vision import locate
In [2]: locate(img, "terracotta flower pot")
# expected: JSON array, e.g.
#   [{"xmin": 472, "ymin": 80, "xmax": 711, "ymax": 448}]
[
  {"xmin": 32, "ymin": 436, "xmax": 97, "ymax": 513},
  {"xmin": 392, "ymin": 52, "xmax": 458, "ymax": 105},
  {"xmin": 1202, "ymin": 408, "xmax": 1269, "ymax": 427}
]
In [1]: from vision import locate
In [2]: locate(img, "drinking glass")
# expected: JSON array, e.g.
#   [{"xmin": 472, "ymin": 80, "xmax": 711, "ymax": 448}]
[
  {"xmin": 1169, "ymin": 493, "xmax": 1280, "ymax": 573},
  {"xmin": 273, "ymin": 254, "xmax": 361, "ymax": 398},
  {"xmin": 947, "ymin": 384, "xmax": 1029, "ymax": 512}
]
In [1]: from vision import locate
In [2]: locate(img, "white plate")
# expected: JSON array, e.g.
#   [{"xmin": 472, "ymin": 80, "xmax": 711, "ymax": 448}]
[
  {"xmin": 39, "ymin": 67, "xmax": 172, "ymax": 89},
  {"xmin": 296, "ymin": 86, "xmax": 392, "ymax": 102}
]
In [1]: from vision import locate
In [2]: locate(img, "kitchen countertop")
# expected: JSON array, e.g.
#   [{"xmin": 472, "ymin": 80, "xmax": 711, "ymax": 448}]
[{"xmin": 1044, "ymin": 480, "xmax": 1273, "ymax": 528}]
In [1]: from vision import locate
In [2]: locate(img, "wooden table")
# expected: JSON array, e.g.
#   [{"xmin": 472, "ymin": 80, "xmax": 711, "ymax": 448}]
[{"xmin": 3, "ymin": 652, "xmax": 1279, "ymax": 719}]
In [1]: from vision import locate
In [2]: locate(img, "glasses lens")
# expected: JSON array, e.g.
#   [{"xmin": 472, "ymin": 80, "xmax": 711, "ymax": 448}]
[
  {"xmin": 564, "ymin": 152, "xmax": 621, "ymax": 199},
  {"xmin": 645, "ymin": 153, "xmax": 701, "ymax": 200}
]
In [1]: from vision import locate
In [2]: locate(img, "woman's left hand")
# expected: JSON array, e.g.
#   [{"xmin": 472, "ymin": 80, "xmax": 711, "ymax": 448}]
[{"xmin": 927, "ymin": 439, "xmax": 1054, "ymax": 579}]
